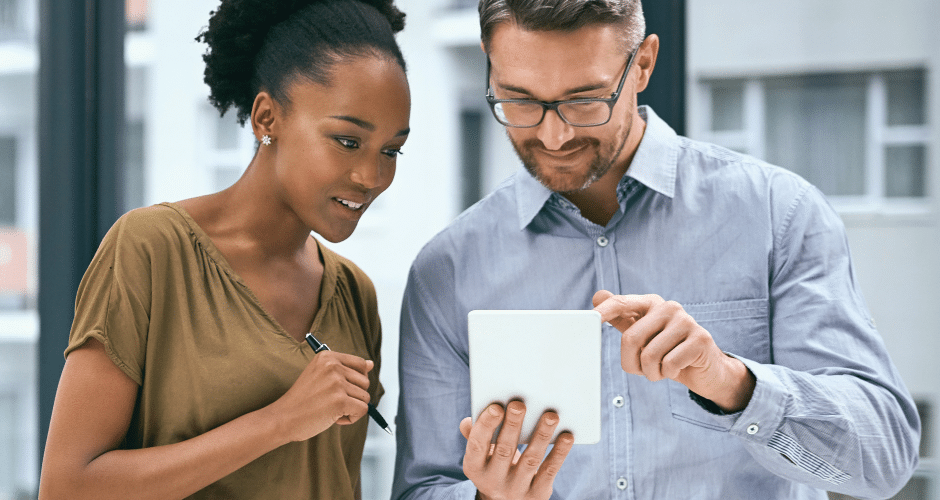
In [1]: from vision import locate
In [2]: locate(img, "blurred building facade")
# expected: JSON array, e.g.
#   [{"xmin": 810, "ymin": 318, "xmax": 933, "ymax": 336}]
[{"xmin": 0, "ymin": 0, "xmax": 937, "ymax": 498}]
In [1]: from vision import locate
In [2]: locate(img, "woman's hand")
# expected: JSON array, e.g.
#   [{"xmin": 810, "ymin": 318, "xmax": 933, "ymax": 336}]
[{"xmin": 267, "ymin": 351, "xmax": 374, "ymax": 443}]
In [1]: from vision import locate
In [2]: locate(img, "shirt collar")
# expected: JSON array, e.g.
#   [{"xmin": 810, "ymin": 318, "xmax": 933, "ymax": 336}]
[{"xmin": 515, "ymin": 105, "xmax": 679, "ymax": 230}]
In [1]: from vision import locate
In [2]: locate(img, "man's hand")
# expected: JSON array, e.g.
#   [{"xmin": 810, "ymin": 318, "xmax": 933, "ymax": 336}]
[
  {"xmin": 592, "ymin": 290, "xmax": 756, "ymax": 412},
  {"xmin": 458, "ymin": 401, "xmax": 574, "ymax": 500}
]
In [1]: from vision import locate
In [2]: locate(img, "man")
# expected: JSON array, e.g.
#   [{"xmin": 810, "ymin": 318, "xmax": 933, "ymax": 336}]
[{"xmin": 392, "ymin": 1, "xmax": 921, "ymax": 498}]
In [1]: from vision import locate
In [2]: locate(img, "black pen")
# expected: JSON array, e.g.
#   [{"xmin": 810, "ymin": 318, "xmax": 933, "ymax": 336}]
[{"xmin": 305, "ymin": 333, "xmax": 393, "ymax": 435}]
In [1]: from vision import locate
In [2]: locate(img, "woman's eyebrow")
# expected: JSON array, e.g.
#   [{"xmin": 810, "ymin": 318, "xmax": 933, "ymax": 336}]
[
  {"xmin": 332, "ymin": 115, "xmax": 375, "ymax": 131},
  {"xmin": 331, "ymin": 116, "xmax": 409, "ymax": 137}
]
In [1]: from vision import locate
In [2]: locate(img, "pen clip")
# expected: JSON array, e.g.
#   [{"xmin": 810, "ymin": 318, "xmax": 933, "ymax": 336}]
[{"xmin": 305, "ymin": 333, "xmax": 330, "ymax": 353}]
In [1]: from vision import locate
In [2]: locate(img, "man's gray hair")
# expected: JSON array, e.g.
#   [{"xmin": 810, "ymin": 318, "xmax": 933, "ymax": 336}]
[{"xmin": 479, "ymin": 0, "xmax": 645, "ymax": 53}]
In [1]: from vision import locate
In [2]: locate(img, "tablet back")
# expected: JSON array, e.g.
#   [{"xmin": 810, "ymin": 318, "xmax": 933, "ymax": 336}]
[{"xmin": 468, "ymin": 310, "xmax": 601, "ymax": 444}]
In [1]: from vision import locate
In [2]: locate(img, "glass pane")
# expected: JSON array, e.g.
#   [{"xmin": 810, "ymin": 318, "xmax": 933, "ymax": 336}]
[
  {"xmin": 710, "ymin": 81, "xmax": 744, "ymax": 131},
  {"xmin": 0, "ymin": 0, "xmax": 20, "ymax": 38},
  {"xmin": 214, "ymin": 111, "xmax": 242, "ymax": 151},
  {"xmin": 126, "ymin": 0, "xmax": 148, "ymax": 31},
  {"xmin": 891, "ymin": 476, "xmax": 931, "ymax": 500},
  {"xmin": 0, "ymin": 137, "xmax": 15, "ymax": 225},
  {"xmin": 0, "ymin": 0, "xmax": 37, "ymax": 495},
  {"xmin": 125, "ymin": 66, "xmax": 147, "ymax": 211},
  {"xmin": 885, "ymin": 145, "xmax": 926, "ymax": 198},
  {"xmin": 212, "ymin": 167, "xmax": 241, "ymax": 192},
  {"xmin": 0, "ymin": 394, "xmax": 13, "ymax": 496},
  {"xmin": 886, "ymin": 69, "xmax": 926, "ymax": 126},
  {"xmin": 124, "ymin": 120, "xmax": 146, "ymax": 211},
  {"xmin": 917, "ymin": 400, "xmax": 932, "ymax": 458},
  {"xmin": 829, "ymin": 476, "xmax": 931, "ymax": 500},
  {"xmin": 764, "ymin": 73, "xmax": 867, "ymax": 196}
]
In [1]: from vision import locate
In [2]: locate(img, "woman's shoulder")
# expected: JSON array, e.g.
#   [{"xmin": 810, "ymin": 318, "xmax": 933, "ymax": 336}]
[{"xmin": 101, "ymin": 203, "xmax": 195, "ymax": 258}]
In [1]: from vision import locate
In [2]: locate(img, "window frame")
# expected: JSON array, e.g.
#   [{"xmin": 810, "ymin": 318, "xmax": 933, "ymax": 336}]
[{"xmin": 693, "ymin": 69, "xmax": 931, "ymax": 214}]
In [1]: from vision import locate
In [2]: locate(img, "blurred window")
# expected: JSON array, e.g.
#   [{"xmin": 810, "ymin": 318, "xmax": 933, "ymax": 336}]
[
  {"xmin": 700, "ymin": 69, "xmax": 929, "ymax": 205},
  {"xmin": 459, "ymin": 108, "xmax": 484, "ymax": 210},
  {"xmin": 126, "ymin": 0, "xmax": 148, "ymax": 31},
  {"xmin": 202, "ymin": 106, "xmax": 254, "ymax": 192},
  {"xmin": 0, "ymin": 393, "xmax": 13, "ymax": 494},
  {"xmin": 0, "ymin": 0, "xmax": 21, "ymax": 38},
  {"xmin": 0, "ymin": 137, "xmax": 15, "ymax": 225}
]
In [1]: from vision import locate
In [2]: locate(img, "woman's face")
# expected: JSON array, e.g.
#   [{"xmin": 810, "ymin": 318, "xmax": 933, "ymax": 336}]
[{"xmin": 271, "ymin": 55, "xmax": 410, "ymax": 243}]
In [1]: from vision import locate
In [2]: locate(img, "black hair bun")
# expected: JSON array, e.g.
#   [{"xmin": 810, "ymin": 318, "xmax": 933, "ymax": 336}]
[{"xmin": 197, "ymin": 0, "xmax": 405, "ymax": 122}]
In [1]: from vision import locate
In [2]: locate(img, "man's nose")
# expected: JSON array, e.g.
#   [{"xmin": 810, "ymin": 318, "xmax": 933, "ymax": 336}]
[{"xmin": 535, "ymin": 109, "xmax": 576, "ymax": 151}]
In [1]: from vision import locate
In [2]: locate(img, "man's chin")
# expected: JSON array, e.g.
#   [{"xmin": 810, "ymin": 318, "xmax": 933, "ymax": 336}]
[{"xmin": 526, "ymin": 164, "xmax": 594, "ymax": 193}]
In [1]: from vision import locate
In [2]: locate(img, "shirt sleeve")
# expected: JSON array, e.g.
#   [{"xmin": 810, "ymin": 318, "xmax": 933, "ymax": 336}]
[
  {"xmin": 65, "ymin": 212, "xmax": 153, "ymax": 385},
  {"xmin": 704, "ymin": 183, "xmax": 921, "ymax": 498},
  {"xmin": 391, "ymin": 242, "xmax": 479, "ymax": 500}
]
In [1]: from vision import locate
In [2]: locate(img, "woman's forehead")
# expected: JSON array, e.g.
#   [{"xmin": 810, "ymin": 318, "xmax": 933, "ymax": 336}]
[{"xmin": 286, "ymin": 56, "xmax": 410, "ymax": 126}]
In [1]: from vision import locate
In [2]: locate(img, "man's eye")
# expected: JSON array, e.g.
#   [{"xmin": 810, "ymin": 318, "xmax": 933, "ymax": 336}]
[
  {"xmin": 336, "ymin": 137, "xmax": 359, "ymax": 149},
  {"xmin": 382, "ymin": 148, "xmax": 403, "ymax": 158}
]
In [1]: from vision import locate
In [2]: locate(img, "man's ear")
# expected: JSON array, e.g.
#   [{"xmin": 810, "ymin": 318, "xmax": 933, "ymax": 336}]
[
  {"xmin": 250, "ymin": 91, "xmax": 278, "ymax": 143},
  {"xmin": 480, "ymin": 40, "xmax": 486, "ymax": 53},
  {"xmin": 634, "ymin": 34, "xmax": 659, "ymax": 94}
]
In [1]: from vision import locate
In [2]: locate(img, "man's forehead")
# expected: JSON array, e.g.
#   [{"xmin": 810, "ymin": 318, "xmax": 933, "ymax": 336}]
[
  {"xmin": 487, "ymin": 22, "xmax": 624, "ymax": 67},
  {"xmin": 486, "ymin": 23, "xmax": 626, "ymax": 96}
]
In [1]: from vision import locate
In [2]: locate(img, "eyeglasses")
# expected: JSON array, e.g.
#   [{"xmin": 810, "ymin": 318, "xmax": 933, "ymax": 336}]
[{"xmin": 485, "ymin": 44, "xmax": 640, "ymax": 128}]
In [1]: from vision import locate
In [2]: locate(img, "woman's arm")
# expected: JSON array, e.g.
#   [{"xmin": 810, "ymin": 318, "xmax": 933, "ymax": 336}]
[{"xmin": 39, "ymin": 338, "xmax": 373, "ymax": 500}]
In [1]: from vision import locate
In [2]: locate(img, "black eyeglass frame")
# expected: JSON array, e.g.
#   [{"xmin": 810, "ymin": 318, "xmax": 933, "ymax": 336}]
[{"xmin": 484, "ymin": 43, "xmax": 642, "ymax": 128}]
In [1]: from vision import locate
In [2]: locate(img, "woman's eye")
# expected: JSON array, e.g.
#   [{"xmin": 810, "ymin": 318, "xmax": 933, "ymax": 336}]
[
  {"xmin": 382, "ymin": 148, "xmax": 403, "ymax": 158},
  {"xmin": 336, "ymin": 137, "xmax": 359, "ymax": 149}
]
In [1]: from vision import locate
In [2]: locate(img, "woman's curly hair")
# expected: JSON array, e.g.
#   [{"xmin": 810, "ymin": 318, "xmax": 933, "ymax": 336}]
[{"xmin": 197, "ymin": 0, "xmax": 406, "ymax": 124}]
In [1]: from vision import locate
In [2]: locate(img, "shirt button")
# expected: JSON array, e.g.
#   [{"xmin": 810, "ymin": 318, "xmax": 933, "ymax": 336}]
[
  {"xmin": 616, "ymin": 477, "xmax": 627, "ymax": 490},
  {"xmin": 747, "ymin": 423, "xmax": 760, "ymax": 435},
  {"xmin": 597, "ymin": 236, "xmax": 609, "ymax": 247},
  {"xmin": 612, "ymin": 396, "xmax": 624, "ymax": 407}
]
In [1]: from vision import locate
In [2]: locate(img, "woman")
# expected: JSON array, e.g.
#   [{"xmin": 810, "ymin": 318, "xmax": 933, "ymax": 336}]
[{"xmin": 38, "ymin": 0, "xmax": 409, "ymax": 498}]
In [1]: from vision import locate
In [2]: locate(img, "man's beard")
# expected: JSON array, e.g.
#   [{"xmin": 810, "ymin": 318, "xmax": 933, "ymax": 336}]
[{"xmin": 510, "ymin": 130, "xmax": 629, "ymax": 194}]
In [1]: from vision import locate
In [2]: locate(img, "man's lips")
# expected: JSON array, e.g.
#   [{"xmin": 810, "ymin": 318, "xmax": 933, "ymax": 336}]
[{"xmin": 535, "ymin": 143, "xmax": 588, "ymax": 159}]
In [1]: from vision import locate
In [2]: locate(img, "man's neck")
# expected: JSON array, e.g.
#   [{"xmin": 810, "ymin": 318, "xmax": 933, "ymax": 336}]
[{"xmin": 562, "ymin": 113, "xmax": 647, "ymax": 226}]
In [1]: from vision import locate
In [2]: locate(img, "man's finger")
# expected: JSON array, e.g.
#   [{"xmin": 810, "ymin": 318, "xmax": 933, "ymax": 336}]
[
  {"xmin": 514, "ymin": 411, "xmax": 559, "ymax": 478},
  {"xmin": 529, "ymin": 431, "xmax": 574, "ymax": 497},
  {"xmin": 592, "ymin": 289, "xmax": 614, "ymax": 307},
  {"xmin": 459, "ymin": 417, "xmax": 473, "ymax": 440},
  {"xmin": 464, "ymin": 404, "xmax": 504, "ymax": 476},
  {"xmin": 489, "ymin": 400, "xmax": 526, "ymax": 474},
  {"xmin": 593, "ymin": 293, "xmax": 664, "ymax": 331}
]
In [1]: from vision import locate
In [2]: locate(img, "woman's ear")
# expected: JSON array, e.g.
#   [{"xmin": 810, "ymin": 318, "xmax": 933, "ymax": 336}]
[{"xmin": 250, "ymin": 91, "xmax": 278, "ymax": 143}]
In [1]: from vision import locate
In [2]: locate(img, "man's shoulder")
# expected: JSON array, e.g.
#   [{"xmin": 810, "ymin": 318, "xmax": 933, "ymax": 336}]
[
  {"xmin": 413, "ymin": 174, "xmax": 520, "ymax": 265},
  {"xmin": 675, "ymin": 136, "xmax": 812, "ymax": 200}
]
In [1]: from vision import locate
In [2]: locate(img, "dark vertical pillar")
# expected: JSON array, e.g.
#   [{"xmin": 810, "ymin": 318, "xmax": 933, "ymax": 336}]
[
  {"xmin": 38, "ymin": 0, "xmax": 124, "ymax": 469},
  {"xmin": 639, "ymin": 0, "xmax": 686, "ymax": 136}
]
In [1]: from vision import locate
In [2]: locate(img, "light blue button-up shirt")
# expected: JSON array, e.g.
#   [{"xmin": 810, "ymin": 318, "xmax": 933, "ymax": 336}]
[{"xmin": 391, "ymin": 107, "xmax": 920, "ymax": 500}]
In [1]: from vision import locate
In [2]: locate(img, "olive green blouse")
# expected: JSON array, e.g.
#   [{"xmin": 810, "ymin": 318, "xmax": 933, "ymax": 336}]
[{"xmin": 65, "ymin": 202, "xmax": 383, "ymax": 499}]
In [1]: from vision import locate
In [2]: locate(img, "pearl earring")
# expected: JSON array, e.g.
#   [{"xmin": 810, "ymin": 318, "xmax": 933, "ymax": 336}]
[{"xmin": 261, "ymin": 135, "xmax": 272, "ymax": 146}]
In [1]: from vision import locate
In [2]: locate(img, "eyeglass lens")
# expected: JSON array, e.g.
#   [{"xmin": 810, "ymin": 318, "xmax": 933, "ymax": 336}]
[{"xmin": 493, "ymin": 100, "xmax": 611, "ymax": 127}]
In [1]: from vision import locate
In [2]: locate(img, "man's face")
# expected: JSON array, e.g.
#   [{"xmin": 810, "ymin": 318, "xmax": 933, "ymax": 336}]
[{"xmin": 486, "ymin": 23, "xmax": 642, "ymax": 194}]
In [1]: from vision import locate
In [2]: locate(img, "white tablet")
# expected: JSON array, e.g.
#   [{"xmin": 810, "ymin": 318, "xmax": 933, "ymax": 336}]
[{"xmin": 468, "ymin": 310, "xmax": 601, "ymax": 445}]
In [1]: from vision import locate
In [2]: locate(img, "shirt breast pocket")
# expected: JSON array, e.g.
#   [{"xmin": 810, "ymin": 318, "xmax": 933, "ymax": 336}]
[{"xmin": 666, "ymin": 298, "xmax": 770, "ymax": 429}]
